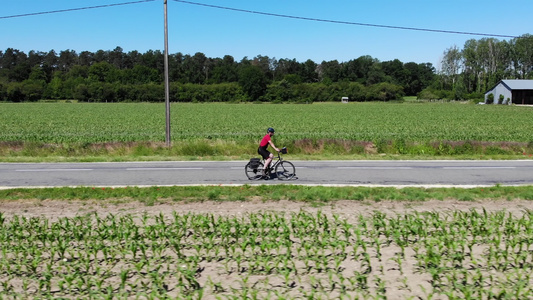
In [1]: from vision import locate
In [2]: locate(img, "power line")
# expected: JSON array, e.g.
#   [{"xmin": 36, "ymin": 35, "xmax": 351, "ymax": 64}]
[
  {"xmin": 0, "ymin": 0, "xmax": 156, "ymax": 19},
  {"xmin": 1, "ymin": 0, "xmax": 520, "ymax": 39},
  {"xmin": 173, "ymin": 0, "xmax": 520, "ymax": 39}
]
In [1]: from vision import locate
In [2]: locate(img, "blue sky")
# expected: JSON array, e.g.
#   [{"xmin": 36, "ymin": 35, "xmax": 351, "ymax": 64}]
[{"xmin": 2, "ymin": 0, "xmax": 531, "ymax": 69}]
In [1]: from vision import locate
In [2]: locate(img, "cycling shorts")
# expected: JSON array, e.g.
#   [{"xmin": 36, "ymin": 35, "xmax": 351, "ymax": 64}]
[{"xmin": 258, "ymin": 147, "xmax": 271, "ymax": 160}]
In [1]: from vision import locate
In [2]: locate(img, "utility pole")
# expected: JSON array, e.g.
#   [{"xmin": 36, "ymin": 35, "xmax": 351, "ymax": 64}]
[{"xmin": 164, "ymin": 0, "xmax": 171, "ymax": 146}]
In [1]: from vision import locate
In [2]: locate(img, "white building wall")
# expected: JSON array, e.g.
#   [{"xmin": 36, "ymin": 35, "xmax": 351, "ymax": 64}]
[{"xmin": 485, "ymin": 84, "xmax": 512, "ymax": 104}]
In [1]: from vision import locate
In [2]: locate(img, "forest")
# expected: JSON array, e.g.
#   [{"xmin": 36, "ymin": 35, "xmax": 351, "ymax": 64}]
[
  {"xmin": 438, "ymin": 33, "xmax": 533, "ymax": 100},
  {"xmin": 0, "ymin": 34, "xmax": 531, "ymax": 103}
]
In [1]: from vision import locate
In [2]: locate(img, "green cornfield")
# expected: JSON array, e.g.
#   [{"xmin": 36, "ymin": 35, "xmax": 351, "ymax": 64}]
[
  {"xmin": 2, "ymin": 102, "xmax": 533, "ymax": 144},
  {"xmin": 1, "ymin": 209, "xmax": 532, "ymax": 299}
]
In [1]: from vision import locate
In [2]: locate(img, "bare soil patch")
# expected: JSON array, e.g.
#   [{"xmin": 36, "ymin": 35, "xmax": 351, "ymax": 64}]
[
  {"xmin": 2, "ymin": 199, "xmax": 532, "ymax": 299},
  {"xmin": 1, "ymin": 198, "xmax": 532, "ymax": 220}
]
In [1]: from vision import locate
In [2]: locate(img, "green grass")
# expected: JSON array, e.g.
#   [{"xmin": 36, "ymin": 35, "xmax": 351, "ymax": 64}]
[
  {"xmin": 2, "ymin": 185, "xmax": 533, "ymax": 203},
  {"xmin": 2, "ymin": 102, "xmax": 533, "ymax": 161},
  {"xmin": 402, "ymin": 95, "xmax": 418, "ymax": 102}
]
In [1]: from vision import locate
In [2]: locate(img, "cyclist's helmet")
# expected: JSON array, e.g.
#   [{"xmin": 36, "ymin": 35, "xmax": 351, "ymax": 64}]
[{"xmin": 267, "ymin": 127, "xmax": 275, "ymax": 133}]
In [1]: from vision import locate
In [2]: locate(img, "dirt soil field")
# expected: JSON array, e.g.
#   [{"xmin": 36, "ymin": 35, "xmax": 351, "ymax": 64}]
[
  {"xmin": 2, "ymin": 198, "xmax": 532, "ymax": 220},
  {"xmin": 2, "ymin": 199, "xmax": 533, "ymax": 299}
]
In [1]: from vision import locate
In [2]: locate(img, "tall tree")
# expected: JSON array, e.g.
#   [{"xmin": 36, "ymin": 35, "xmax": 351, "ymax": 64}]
[
  {"xmin": 93, "ymin": 50, "xmax": 108, "ymax": 63},
  {"xmin": 462, "ymin": 39, "xmax": 481, "ymax": 92},
  {"xmin": 318, "ymin": 60, "xmax": 341, "ymax": 82},
  {"xmin": 78, "ymin": 51, "xmax": 93, "ymax": 66},
  {"xmin": 58, "ymin": 50, "xmax": 78, "ymax": 72},
  {"xmin": 124, "ymin": 50, "xmax": 143, "ymax": 69},
  {"xmin": 381, "ymin": 59, "xmax": 408, "ymax": 85},
  {"xmin": 27, "ymin": 50, "xmax": 46, "ymax": 68},
  {"xmin": 141, "ymin": 50, "xmax": 164, "ymax": 74},
  {"xmin": 273, "ymin": 58, "xmax": 301, "ymax": 81},
  {"xmin": 210, "ymin": 55, "xmax": 238, "ymax": 83},
  {"xmin": 251, "ymin": 55, "xmax": 274, "ymax": 80},
  {"xmin": 182, "ymin": 52, "xmax": 209, "ymax": 84},
  {"xmin": 403, "ymin": 62, "xmax": 435, "ymax": 95},
  {"xmin": 109, "ymin": 46, "xmax": 125, "ymax": 69},
  {"xmin": 169, "ymin": 52, "xmax": 185, "ymax": 83},
  {"xmin": 300, "ymin": 59, "xmax": 318, "ymax": 83},
  {"xmin": 441, "ymin": 45, "xmax": 462, "ymax": 90},
  {"xmin": 239, "ymin": 65, "xmax": 268, "ymax": 101},
  {"xmin": 28, "ymin": 65, "xmax": 47, "ymax": 82},
  {"xmin": 367, "ymin": 63, "xmax": 386, "ymax": 85},
  {"xmin": 511, "ymin": 34, "xmax": 533, "ymax": 79},
  {"xmin": 2, "ymin": 49, "xmax": 30, "ymax": 82},
  {"xmin": 341, "ymin": 55, "xmax": 377, "ymax": 85},
  {"xmin": 88, "ymin": 61, "xmax": 119, "ymax": 83}
]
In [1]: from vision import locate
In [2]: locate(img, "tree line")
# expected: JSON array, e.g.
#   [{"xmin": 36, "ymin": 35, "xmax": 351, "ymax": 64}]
[
  {"xmin": 0, "ymin": 47, "xmax": 432, "ymax": 102},
  {"xmin": 0, "ymin": 33, "xmax": 531, "ymax": 103}
]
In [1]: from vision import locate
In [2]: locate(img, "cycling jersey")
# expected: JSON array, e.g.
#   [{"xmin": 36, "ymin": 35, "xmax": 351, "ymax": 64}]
[{"xmin": 259, "ymin": 134, "xmax": 270, "ymax": 149}]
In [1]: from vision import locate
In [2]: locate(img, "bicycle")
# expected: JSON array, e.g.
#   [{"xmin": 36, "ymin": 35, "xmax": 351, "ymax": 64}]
[{"xmin": 245, "ymin": 147, "xmax": 296, "ymax": 180}]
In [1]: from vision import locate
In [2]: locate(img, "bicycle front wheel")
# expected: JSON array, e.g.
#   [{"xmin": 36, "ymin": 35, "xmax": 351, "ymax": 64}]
[
  {"xmin": 245, "ymin": 162, "xmax": 264, "ymax": 180},
  {"xmin": 275, "ymin": 161, "xmax": 295, "ymax": 180}
]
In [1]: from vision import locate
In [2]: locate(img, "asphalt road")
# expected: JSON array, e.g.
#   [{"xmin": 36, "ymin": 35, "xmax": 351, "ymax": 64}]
[{"xmin": 2, "ymin": 160, "xmax": 533, "ymax": 188}]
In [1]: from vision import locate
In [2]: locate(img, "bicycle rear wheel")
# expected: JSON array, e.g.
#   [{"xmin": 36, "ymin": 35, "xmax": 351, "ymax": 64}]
[
  {"xmin": 275, "ymin": 161, "xmax": 295, "ymax": 180},
  {"xmin": 245, "ymin": 162, "xmax": 264, "ymax": 180}
]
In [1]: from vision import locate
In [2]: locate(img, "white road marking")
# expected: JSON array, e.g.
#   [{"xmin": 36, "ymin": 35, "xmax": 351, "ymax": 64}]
[
  {"xmin": 17, "ymin": 169, "xmax": 93, "ymax": 172},
  {"xmin": 338, "ymin": 167, "xmax": 413, "ymax": 170},
  {"xmin": 338, "ymin": 166, "xmax": 516, "ymax": 170},
  {"xmin": 126, "ymin": 167, "xmax": 203, "ymax": 171},
  {"xmin": 442, "ymin": 167, "xmax": 515, "ymax": 169}
]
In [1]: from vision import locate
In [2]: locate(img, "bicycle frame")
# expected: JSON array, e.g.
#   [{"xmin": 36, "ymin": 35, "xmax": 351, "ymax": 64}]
[
  {"xmin": 246, "ymin": 147, "xmax": 294, "ymax": 180},
  {"xmin": 264, "ymin": 151, "xmax": 283, "ymax": 173},
  {"xmin": 261, "ymin": 151, "xmax": 283, "ymax": 173}
]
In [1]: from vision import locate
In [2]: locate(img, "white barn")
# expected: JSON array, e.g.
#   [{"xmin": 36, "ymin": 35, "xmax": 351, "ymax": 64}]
[{"xmin": 485, "ymin": 79, "xmax": 533, "ymax": 105}]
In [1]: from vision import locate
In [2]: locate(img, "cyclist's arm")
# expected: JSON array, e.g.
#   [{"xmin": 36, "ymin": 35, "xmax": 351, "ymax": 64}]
[{"xmin": 268, "ymin": 140, "xmax": 280, "ymax": 152}]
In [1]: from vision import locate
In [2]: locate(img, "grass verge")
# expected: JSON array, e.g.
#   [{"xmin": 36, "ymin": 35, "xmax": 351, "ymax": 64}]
[
  {"xmin": 2, "ymin": 184, "xmax": 533, "ymax": 204},
  {"xmin": 2, "ymin": 139, "xmax": 533, "ymax": 162}
]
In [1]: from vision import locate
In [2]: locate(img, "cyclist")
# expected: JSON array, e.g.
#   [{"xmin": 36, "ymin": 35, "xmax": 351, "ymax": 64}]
[{"xmin": 258, "ymin": 127, "xmax": 280, "ymax": 177}]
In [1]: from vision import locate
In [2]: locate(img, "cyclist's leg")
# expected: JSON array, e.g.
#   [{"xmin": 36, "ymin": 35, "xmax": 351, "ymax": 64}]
[
  {"xmin": 264, "ymin": 153, "xmax": 274, "ymax": 172},
  {"xmin": 258, "ymin": 148, "xmax": 271, "ymax": 176}
]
